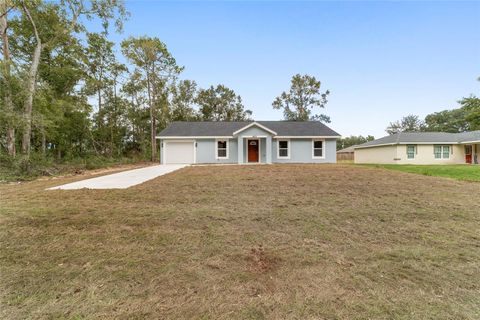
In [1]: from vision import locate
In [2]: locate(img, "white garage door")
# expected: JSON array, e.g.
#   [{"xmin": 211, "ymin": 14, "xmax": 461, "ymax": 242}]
[{"xmin": 164, "ymin": 141, "xmax": 195, "ymax": 164}]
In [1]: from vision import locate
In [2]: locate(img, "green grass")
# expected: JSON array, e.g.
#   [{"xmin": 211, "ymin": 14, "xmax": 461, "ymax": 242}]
[{"xmin": 370, "ymin": 164, "xmax": 480, "ymax": 182}]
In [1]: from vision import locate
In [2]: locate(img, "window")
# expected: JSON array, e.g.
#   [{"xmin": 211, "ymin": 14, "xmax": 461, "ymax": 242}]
[
  {"xmin": 406, "ymin": 145, "xmax": 416, "ymax": 159},
  {"xmin": 278, "ymin": 140, "xmax": 290, "ymax": 158},
  {"xmin": 216, "ymin": 140, "xmax": 228, "ymax": 159},
  {"xmin": 312, "ymin": 140, "xmax": 324, "ymax": 158},
  {"xmin": 434, "ymin": 145, "xmax": 450, "ymax": 159}
]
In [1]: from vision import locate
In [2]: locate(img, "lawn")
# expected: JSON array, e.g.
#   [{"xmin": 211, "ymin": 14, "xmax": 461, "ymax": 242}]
[
  {"xmin": 370, "ymin": 164, "xmax": 480, "ymax": 182},
  {"xmin": 1, "ymin": 164, "xmax": 480, "ymax": 319}
]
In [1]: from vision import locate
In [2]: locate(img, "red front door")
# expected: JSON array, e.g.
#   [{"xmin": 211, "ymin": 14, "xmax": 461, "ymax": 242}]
[
  {"xmin": 248, "ymin": 140, "xmax": 259, "ymax": 162},
  {"xmin": 465, "ymin": 145, "xmax": 472, "ymax": 164}
]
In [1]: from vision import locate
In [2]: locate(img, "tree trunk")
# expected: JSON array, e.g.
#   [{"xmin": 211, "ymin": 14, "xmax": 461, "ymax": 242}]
[
  {"xmin": 146, "ymin": 74, "xmax": 156, "ymax": 162},
  {"xmin": 21, "ymin": 3, "xmax": 42, "ymax": 156},
  {"xmin": 21, "ymin": 42, "xmax": 41, "ymax": 155},
  {"xmin": 0, "ymin": 4, "xmax": 15, "ymax": 157}
]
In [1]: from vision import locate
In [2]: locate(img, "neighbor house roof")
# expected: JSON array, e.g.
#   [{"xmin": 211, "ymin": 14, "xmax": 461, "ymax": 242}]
[
  {"xmin": 337, "ymin": 145, "xmax": 356, "ymax": 153},
  {"xmin": 157, "ymin": 121, "xmax": 341, "ymax": 138},
  {"xmin": 354, "ymin": 131, "xmax": 480, "ymax": 149}
]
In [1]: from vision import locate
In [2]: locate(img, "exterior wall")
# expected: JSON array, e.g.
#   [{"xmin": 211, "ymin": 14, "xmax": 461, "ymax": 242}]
[
  {"xmin": 355, "ymin": 144, "xmax": 468, "ymax": 165},
  {"xmin": 354, "ymin": 145, "xmax": 398, "ymax": 164},
  {"xmin": 160, "ymin": 135, "xmax": 338, "ymax": 164},
  {"xmin": 196, "ymin": 139, "xmax": 238, "ymax": 164},
  {"xmin": 272, "ymin": 138, "xmax": 337, "ymax": 163},
  {"xmin": 394, "ymin": 144, "xmax": 464, "ymax": 165}
]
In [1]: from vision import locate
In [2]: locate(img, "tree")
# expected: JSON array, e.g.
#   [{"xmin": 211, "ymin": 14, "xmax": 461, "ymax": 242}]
[
  {"xmin": 0, "ymin": 1, "xmax": 16, "ymax": 156},
  {"xmin": 11, "ymin": 0, "xmax": 126, "ymax": 157},
  {"xmin": 272, "ymin": 74, "xmax": 330, "ymax": 122},
  {"xmin": 121, "ymin": 36, "xmax": 182, "ymax": 161},
  {"xmin": 84, "ymin": 32, "xmax": 116, "ymax": 128},
  {"xmin": 196, "ymin": 85, "xmax": 252, "ymax": 121},
  {"xmin": 169, "ymin": 80, "xmax": 198, "ymax": 121},
  {"xmin": 386, "ymin": 114, "xmax": 425, "ymax": 135},
  {"xmin": 424, "ymin": 108, "xmax": 470, "ymax": 133},
  {"xmin": 337, "ymin": 135, "xmax": 375, "ymax": 150}
]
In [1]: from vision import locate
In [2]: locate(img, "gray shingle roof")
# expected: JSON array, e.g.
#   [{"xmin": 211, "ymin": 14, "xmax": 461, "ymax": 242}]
[
  {"xmin": 158, "ymin": 121, "xmax": 340, "ymax": 137},
  {"xmin": 355, "ymin": 131, "xmax": 480, "ymax": 149}
]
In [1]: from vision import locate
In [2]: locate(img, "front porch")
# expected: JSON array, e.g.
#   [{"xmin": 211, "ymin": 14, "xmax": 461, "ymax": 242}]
[{"xmin": 237, "ymin": 136, "xmax": 272, "ymax": 164}]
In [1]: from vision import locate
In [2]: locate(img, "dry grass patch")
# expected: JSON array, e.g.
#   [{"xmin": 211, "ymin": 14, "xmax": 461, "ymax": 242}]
[{"xmin": 1, "ymin": 164, "xmax": 480, "ymax": 319}]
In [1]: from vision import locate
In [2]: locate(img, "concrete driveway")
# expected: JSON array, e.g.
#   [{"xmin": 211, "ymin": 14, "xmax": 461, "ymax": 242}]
[{"xmin": 47, "ymin": 164, "xmax": 188, "ymax": 190}]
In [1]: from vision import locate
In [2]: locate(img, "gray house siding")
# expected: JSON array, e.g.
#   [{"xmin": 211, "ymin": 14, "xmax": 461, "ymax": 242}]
[
  {"xmin": 196, "ymin": 139, "xmax": 238, "ymax": 164},
  {"xmin": 272, "ymin": 138, "xmax": 337, "ymax": 163}
]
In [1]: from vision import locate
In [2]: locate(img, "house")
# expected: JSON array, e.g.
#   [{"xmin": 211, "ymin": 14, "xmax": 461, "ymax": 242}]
[
  {"xmin": 157, "ymin": 121, "xmax": 340, "ymax": 164},
  {"xmin": 354, "ymin": 131, "xmax": 480, "ymax": 164},
  {"xmin": 336, "ymin": 145, "xmax": 356, "ymax": 161}
]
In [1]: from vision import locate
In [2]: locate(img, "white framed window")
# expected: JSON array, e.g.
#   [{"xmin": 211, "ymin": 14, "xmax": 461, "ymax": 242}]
[
  {"xmin": 277, "ymin": 139, "xmax": 290, "ymax": 159},
  {"xmin": 312, "ymin": 139, "xmax": 325, "ymax": 159},
  {"xmin": 406, "ymin": 145, "xmax": 416, "ymax": 159},
  {"xmin": 216, "ymin": 139, "xmax": 229, "ymax": 159},
  {"xmin": 434, "ymin": 145, "xmax": 450, "ymax": 160}
]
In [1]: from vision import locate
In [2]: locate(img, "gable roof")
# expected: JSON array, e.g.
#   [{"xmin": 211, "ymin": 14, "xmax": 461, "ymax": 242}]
[
  {"xmin": 158, "ymin": 121, "xmax": 340, "ymax": 138},
  {"xmin": 355, "ymin": 131, "xmax": 480, "ymax": 149},
  {"xmin": 337, "ymin": 145, "xmax": 356, "ymax": 153}
]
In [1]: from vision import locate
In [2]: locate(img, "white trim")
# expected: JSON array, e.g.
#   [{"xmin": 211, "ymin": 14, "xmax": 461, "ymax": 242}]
[
  {"xmin": 312, "ymin": 139, "xmax": 326, "ymax": 159},
  {"xmin": 277, "ymin": 139, "xmax": 290, "ymax": 159},
  {"xmin": 240, "ymin": 135, "xmax": 268, "ymax": 138},
  {"xmin": 460, "ymin": 140, "xmax": 480, "ymax": 144},
  {"xmin": 275, "ymin": 136, "xmax": 341, "ymax": 139},
  {"xmin": 232, "ymin": 122, "xmax": 277, "ymax": 136},
  {"xmin": 246, "ymin": 138, "xmax": 261, "ymax": 163},
  {"xmin": 157, "ymin": 136, "xmax": 232, "ymax": 139},
  {"xmin": 163, "ymin": 139, "xmax": 196, "ymax": 164},
  {"xmin": 215, "ymin": 138, "xmax": 229, "ymax": 160}
]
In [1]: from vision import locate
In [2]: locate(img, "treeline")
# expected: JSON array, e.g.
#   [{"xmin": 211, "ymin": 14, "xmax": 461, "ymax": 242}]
[
  {"xmin": 386, "ymin": 84, "xmax": 480, "ymax": 134},
  {"xmin": 0, "ymin": 1, "xmax": 253, "ymax": 165}
]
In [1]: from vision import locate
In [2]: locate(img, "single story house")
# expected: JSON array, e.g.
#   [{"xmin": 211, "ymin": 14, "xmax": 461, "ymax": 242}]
[
  {"xmin": 157, "ymin": 121, "xmax": 340, "ymax": 164},
  {"xmin": 336, "ymin": 145, "xmax": 356, "ymax": 161},
  {"xmin": 354, "ymin": 131, "xmax": 480, "ymax": 164}
]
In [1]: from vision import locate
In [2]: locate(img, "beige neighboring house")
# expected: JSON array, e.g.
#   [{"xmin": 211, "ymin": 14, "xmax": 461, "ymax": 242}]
[{"xmin": 354, "ymin": 131, "xmax": 480, "ymax": 164}]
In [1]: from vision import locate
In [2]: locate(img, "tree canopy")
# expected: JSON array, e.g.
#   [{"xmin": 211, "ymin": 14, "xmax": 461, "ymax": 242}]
[{"xmin": 272, "ymin": 74, "xmax": 330, "ymax": 122}]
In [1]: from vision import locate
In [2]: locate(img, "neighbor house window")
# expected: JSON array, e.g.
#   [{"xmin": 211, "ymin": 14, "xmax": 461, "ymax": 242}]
[
  {"xmin": 406, "ymin": 145, "xmax": 416, "ymax": 159},
  {"xmin": 278, "ymin": 140, "xmax": 290, "ymax": 158},
  {"xmin": 312, "ymin": 140, "xmax": 324, "ymax": 158},
  {"xmin": 216, "ymin": 140, "xmax": 228, "ymax": 159},
  {"xmin": 434, "ymin": 145, "xmax": 450, "ymax": 159}
]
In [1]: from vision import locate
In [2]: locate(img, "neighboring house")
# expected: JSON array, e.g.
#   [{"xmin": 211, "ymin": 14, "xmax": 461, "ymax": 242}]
[
  {"xmin": 354, "ymin": 131, "xmax": 480, "ymax": 164},
  {"xmin": 157, "ymin": 121, "xmax": 340, "ymax": 164},
  {"xmin": 336, "ymin": 145, "xmax": 356, "ymax": 161}
]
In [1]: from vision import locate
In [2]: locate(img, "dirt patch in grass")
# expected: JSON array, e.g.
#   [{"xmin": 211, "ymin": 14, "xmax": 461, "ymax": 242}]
[{"xmin": 1, "ymin": 164, "xmax": 480, "ymax": 319}]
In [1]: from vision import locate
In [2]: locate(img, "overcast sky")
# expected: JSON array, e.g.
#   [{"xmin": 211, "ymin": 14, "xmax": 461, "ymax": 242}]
[{"xmin": 100, "ymin": 1, "xmax": 480, "ymax": 138}]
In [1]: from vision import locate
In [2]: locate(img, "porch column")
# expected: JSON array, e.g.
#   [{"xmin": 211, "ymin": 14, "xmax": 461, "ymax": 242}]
[
  {"xmin": 237, "ymin": 137, "xmax": 244, "ymax": 164},
  {"xmin": 266, "ymin": 136, "xmax": 272, "ymax": 164}
]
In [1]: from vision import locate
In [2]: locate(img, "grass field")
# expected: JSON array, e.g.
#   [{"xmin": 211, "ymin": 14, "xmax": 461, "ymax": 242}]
[
  {"xmin": 371, "ymin": 164, "xmax": 480, "ymax": 182},
  {"xmin": 1, "ymin": 164, "xmax": 480, "ymax": 319}
]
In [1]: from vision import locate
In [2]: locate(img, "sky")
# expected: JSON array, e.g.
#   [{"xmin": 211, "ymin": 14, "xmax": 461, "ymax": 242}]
[{"xmin": 101, "ymin": 1, "xmax": 479, "ymax": 138}]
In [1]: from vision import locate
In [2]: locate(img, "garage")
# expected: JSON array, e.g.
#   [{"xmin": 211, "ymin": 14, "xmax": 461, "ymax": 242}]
[{"xmin": 163, "ymin": 140, "xmax": 195, "ymax": 164}]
